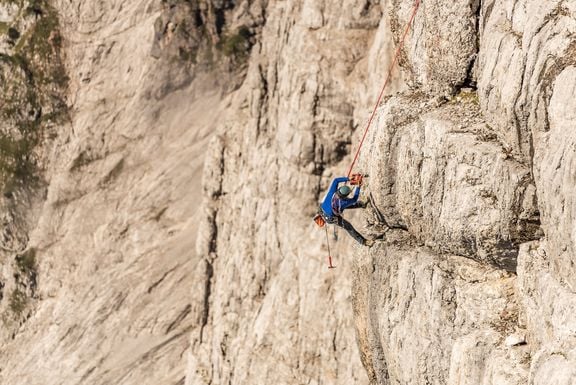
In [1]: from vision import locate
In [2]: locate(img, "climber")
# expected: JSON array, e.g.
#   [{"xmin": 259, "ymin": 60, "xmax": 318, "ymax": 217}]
[{"xmin": 319, "ymin": 176, "xmax": 374, "ymax": 247}]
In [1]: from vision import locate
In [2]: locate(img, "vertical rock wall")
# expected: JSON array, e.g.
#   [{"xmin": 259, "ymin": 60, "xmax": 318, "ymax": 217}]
[
  {"xmin": 354, "ymin": 0, "xmax": 576, "ymax": 384},
  {"xmin": 1, "ymin": 0, "xmax": 573, "ymax": 384},
  {"xmin": 0, "ymin": 0, "xmax": 403, "ymax": 384},
  {"xmin": 0, "ymin": 0, "xmax": 233, "ymax": 383},
  {"xmin": 0, "ymin": 0, "xmax": 68, "ymax": 341},
  {"xmin": 187, "ymin": 1, "xmax": 404, "ymax": 384}
]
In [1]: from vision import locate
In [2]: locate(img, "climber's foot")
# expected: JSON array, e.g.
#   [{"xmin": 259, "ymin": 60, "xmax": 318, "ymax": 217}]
[{"xmin": 364, "ymin": 239, "xmax": 375, "ymax": 247}]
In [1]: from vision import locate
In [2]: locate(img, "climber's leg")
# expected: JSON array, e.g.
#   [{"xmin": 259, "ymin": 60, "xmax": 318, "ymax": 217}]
[{"xmin": 335, "ymin": 216, "xmax": 367, "ymax": 245}]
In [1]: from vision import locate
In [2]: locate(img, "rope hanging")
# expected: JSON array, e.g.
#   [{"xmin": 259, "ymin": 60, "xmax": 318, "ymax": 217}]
[
  {"xmin": 346, "ymin": 0, "xmax": 421, "ymax": 178},
  {"xmin": 320, "ymin": 0, "xmax": 421, "ymax": 269},
  {"xmin": 324, "ymin": 224, "xmax": 336, "ymax": 269}
]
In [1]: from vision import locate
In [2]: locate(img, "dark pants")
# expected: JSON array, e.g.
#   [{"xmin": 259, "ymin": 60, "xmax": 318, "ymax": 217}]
[{"xmin": 326, "ymin": 214, "xmax": 366, "ymax": 245}]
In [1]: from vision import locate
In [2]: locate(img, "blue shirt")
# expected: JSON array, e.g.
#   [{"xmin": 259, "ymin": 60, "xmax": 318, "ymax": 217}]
[{"xmin": 320, "ymin": 176, "xmax": 360, "ymax": 218}]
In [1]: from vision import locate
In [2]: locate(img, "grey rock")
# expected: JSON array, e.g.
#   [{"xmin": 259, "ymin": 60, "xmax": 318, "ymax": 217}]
[
  {"xmin": 352, "ymin": 236, "xmax": 529, "ymax": 385},
  {"xmin": 389, "ymin": 0, "xmax": 480, "ymax": 94},
  {"xmin": 0, "ymin": 0, "xmax": 575, "ymax": 385},
  {"xmin": 352, "ymin": 0, "xmax": 576, "ymax": 383},
  {"xmin": 505, "ymin": 333, "xmax": 527, "ymax": 347},
  {"xmin": 360, "ymin": 93, "xmax": 540, "ymax": 270},
  {"xmin": 477, "ymin": 0, "xmax": 576, "ymax": 162},
  {"xmin": 532, "ymin": 65, "xmax": 576, "ymax": 291},
  {"xmin": 517, "ymin": 241, "xmax": 576, "ymax": 384},
  {"xmin": 186, "ymin": 1, "xmax": 405, "ymax": 384}
]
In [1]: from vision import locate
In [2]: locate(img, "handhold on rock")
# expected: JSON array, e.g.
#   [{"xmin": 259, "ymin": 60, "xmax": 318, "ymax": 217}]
[{"xmin": 505, "ymin": 333, "xmax": 527, "ymax": 347}]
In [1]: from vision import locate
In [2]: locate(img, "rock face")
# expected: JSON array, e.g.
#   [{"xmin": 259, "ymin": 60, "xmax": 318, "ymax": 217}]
[
  {"xmin": 353, "ymin": 232, "xmax": 530, "ymax": 385},
  {"xmin": 186, "ymin": 1, "xmax": 404, "ymax": 384},
  {"xmin": 353, "ymin": 0, "xmax": 576, "ymax": 384},
  {"xmin": 478, "ymin": 0, "xmax": 576, "ymax": 162},
  {"xmin": 0, "ymin": 0, "xmax": 575, "ymax": 385},
  {"xmin": 360, "ymin": 93, "xmax": 540, "ymax": 270},
  {"xmin": 0, "ymin": 0, "xmax": 68, "ymax": 339},
  {"xmin": 0, "ymin": 0, "xmax": 230, "ymax": 383},
  {"xmin": 390, "ymin": 0, "xmax": 480, "ymax": 93},
  {"xmin": 0, "ymin": 0, "xmax": 400, "ymax": 384}
]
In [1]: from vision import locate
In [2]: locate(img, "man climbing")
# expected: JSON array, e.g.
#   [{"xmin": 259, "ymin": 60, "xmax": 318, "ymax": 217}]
[{"xmin": 319, "ymin": 176, "xmax": 374, "ymax": 247}]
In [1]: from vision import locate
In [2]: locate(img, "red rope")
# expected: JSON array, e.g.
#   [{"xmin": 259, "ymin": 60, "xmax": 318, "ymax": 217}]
[
  {"xmin": 346, "ymin": 0, "xmax": 421, "ymax": 178},
  {"xmin": 324, "ymin": 224, "xmax": 335, "ymax": 269}
]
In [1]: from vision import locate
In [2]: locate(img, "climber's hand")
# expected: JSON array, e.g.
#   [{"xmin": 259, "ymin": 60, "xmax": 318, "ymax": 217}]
[{"xmin": 350, "ymin": 173, "xmax": 364, "ymax": 186}]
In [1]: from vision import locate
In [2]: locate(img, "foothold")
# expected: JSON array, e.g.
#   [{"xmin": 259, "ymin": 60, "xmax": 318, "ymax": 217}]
[
  {"xmin": 505, "ymin": 333, "xmax": 527, "ymax": 347},
  {"xmin": 7, "ymin": 28, "xmax": 20, "ymax": 41}
]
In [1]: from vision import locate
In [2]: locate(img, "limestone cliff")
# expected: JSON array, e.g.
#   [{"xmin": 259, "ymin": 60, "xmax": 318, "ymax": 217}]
[
  {"xmin": 0, "ymin": 0, "xmax": 575, "ymax": 385},
  {"xmin": 0, "ymin": 0, "xmax": 229, "ymax": 383},
  {"xmin": 186, "ymin": 1, "xmax": 403, "ymax": 384},
  {"xmin": 354, "ymin": 0, "xmax": 576, "ymax": 384},
  {"xmin": 0, "ymin": 0, "xmax": 393, "ymax": 383}
]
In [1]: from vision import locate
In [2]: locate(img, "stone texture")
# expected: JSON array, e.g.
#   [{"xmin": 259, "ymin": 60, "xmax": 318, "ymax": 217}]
[
  {"xmin": 352, "ymin": 231, "xmax": 529, "ymax": 385},
  {"xmin": 532, "ymin": 66, "xmax": 576, "ymax": 291},
  {"xmin": 517, "ymin": 241, "xmax": 576, "ymax": 385},
  {"xmin": 0, "ymin": 0, "xmax": 69, "ymax": 341},
  {"xmin": 1, "ymin": 0, "xmax": 403, "ymax": 384},
  {"xmin": 477, "ymin": 0, "xmax": 576, "ymax": 162},
  {"xmin": 360, "ymin": 93, "xmax": 540, "ymax": 270},
  {"xmin": 352, "ymin": 0, "xmax": 576, "ymax": 383},
  {"xmin": 0, "ymin": 0, "xmax": 226, "ymax": 383},
  {"xmin": 0, "ymin": 0, "xmax": 575, "ymax": 384},
  {"xmin": 390, "ymin": 0, "xmax": 480, "ymax": 93},
  {"xmin": 186, "ymin": 1, "xmax": 405, "ymax": 383}
]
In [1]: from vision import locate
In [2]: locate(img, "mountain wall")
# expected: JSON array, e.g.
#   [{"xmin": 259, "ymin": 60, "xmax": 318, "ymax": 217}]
[
  {"xmin": 0, "ymin": 0, "xmax": 575, "ymax": 385},
  {"xmin": 354, "ymin": 0, "xmax": 576, "ymax": 384},
  {"xmin": 1, "ymin": 0, "xmax": 399, "ymax": 383},
  {"xmin": 186, "ymin": 1, "xmax": 405, "ymax": 384},
  {"xmin": 0, "ymin": 0, "xmax": 226, "ymax": 383}
]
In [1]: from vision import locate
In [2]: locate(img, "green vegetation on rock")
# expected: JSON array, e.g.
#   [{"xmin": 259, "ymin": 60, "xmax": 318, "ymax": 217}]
[
  {"xmin": 218, "ymin": 25, "xmax": 252, "ymax": 59},
  {"xmin": 0, "ymin": 0, "xmax": 68, "ymax": 193},
  {"xmin": 15, "ymin": 248, "xmax": 36, "ymax": 278},
  {"xmin": 9, "ymin": 288, "xmax": 27, "ymax": 315},
  {"xmin": 0, "ymin": 0, "xmax": 66, "ymax": 323}
]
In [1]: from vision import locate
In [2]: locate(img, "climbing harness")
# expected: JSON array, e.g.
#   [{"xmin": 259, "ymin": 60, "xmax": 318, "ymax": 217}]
[
  {"xmin": 315, "ymin": 0, "xmax": 421, "ymax": 269},
  {"xmin": 346, "ymin": 0, "xmax": 421, "ymax": 179}
]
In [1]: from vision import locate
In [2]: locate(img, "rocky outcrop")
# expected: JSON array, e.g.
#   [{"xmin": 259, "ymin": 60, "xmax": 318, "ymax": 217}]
[
  {"xmin": 186, "ymin": 1, "xmax": 405, "ymax": 383},
  {"xmin": 360, "ymin": 92, "xmax": 540, "ymax": 270},
  {"xmin": 0, "ymin": 0, "xmax": 68, "ymax": 337},
  {"xmin": 353, "ymin": 231, "xmax": 529, "ymax": 385},
  {"xmin": 0, "ymin": 0, "xmax": 574, "ymax": 384},
  {"xmin": 390, "ymin": 0, "xmax": 480, "ymax": 93},
  {"xmin": 150, "ymin": 0, "xmax": 267, "ymax": 96},
  {"xmin": 353, "ymin": 0, "xmax": 576, "ymax": 384},
  {"xmin": 0, "ymin": 0, "xmax": 230, "ymax": 383},
  {"xmin": 0, "ymin": 0, "xmax": 401, "ymax": 384},
  {"xmin": 478, "ymin": 0, "xmax": 576, "ymax": 162}
]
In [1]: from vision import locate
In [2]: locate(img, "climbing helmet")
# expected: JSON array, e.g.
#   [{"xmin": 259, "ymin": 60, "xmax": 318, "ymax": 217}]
[{"xmin": 337, "ymin": 185, "xmax": 352, "ymax": 198}]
